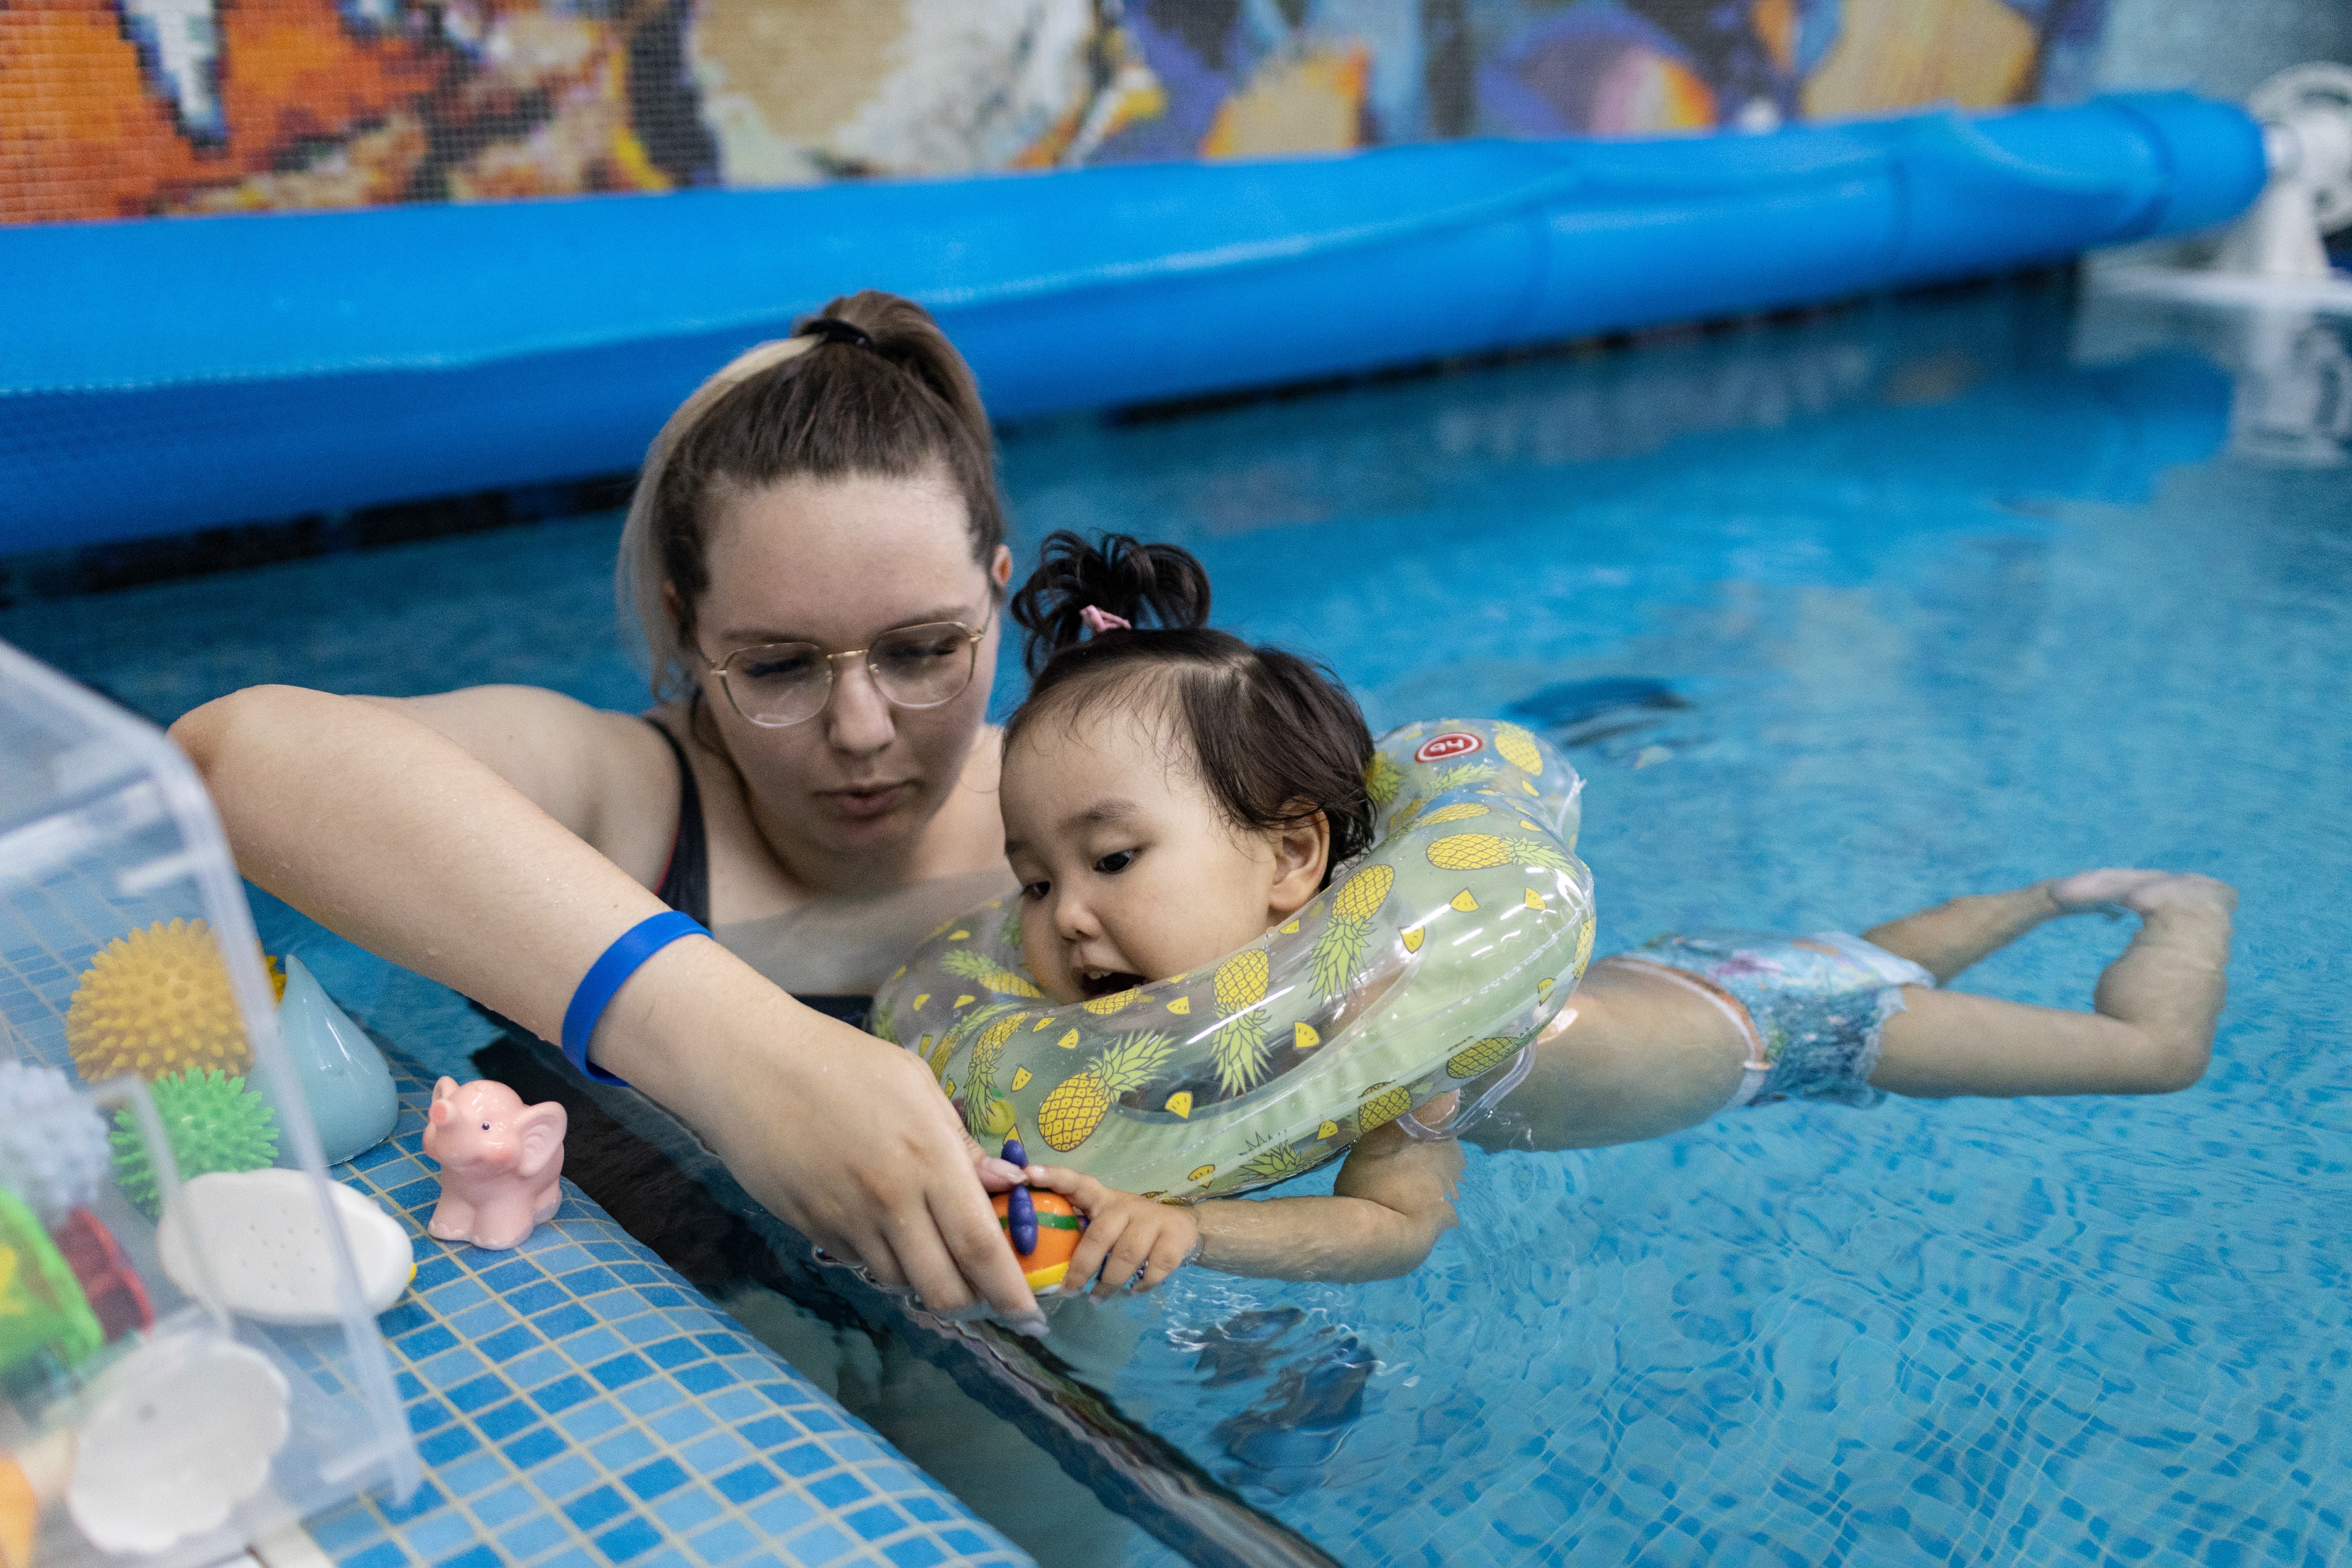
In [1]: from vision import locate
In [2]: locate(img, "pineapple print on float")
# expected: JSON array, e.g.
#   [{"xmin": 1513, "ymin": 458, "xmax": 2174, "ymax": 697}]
[{"xmin": 873, "ymin": 720, "xmax": 1598, "ymax": 1204}]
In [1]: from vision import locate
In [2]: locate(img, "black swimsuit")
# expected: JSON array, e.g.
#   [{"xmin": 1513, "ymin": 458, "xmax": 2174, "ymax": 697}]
[{"xmin": 644, "ymin": 720, "xmax": 873, "ymax": 1029}]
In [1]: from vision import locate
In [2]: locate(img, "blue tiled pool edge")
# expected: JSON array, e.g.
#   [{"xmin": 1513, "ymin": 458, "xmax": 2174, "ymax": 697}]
[{"xmin": 318, "ymin": 1054, "xmax": 1031, "ymax": 1568}]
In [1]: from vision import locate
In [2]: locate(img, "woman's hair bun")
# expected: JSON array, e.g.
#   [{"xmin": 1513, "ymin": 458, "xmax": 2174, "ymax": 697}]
[{"xmin": 1011, "ymin": 531, "xmax": 1212, "ymax": 675}]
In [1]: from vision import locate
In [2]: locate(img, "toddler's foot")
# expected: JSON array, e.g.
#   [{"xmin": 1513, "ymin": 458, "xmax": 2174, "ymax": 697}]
[{"xmin": 2043, "ymin": 869, "xmax": 2174, "ymax": 914}]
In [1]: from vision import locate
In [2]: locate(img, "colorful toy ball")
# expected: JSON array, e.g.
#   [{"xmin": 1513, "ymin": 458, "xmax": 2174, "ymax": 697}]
[{"xmin": 992, "ymin": 1189, "xmax": 1084, "ymax": 1291}]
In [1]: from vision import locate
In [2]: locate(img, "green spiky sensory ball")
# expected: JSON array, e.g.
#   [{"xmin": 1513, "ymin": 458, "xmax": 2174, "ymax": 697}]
[{"xmin": 109, "ymin": 1067, "xmax": 279, "ymax": 1216}]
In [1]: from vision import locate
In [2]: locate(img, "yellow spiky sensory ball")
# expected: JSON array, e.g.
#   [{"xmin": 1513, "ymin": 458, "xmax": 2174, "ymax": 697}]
[{"xmin": 66, "ymin": 919, "xmax": 257, "ymax": 1084}]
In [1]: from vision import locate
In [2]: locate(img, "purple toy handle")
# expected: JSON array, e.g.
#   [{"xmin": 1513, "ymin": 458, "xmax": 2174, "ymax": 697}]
[{"xmin": 1000, "ymin": 1137, "xmax": 1036, "ymax": 1254}]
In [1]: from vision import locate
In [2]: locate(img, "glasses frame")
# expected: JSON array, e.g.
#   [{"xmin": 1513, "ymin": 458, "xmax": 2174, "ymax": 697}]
[{"xmin": 698, "ymin": 603, "xmax": 995, "ymax": 729}]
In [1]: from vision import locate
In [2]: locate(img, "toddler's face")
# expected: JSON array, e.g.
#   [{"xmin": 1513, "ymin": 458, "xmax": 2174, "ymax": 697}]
[{"xmin": 1001, "ymin": 701, "xmax": 1327, "ymax": 1006}]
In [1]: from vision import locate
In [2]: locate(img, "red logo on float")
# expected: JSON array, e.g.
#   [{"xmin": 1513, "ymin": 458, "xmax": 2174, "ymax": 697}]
[{"xmin": 1413, "ymin": 731, "xmax": 1484, "ymax": 765}]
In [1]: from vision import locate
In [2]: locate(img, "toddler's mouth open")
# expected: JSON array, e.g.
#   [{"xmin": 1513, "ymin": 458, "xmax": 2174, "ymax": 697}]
[{"xmin": 1079, "ymin": 967, "xmax": 1147, "ymax": 999}]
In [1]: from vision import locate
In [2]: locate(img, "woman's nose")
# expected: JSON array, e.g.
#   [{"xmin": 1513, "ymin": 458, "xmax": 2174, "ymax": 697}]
[{"xmin": 823, "ymin": 660, "xmax": 897, "ymax": 755}]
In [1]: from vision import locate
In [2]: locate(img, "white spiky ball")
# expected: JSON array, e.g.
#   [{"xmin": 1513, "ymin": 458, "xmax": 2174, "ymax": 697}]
[{"xmin": 0, "ymin": 1060, "xmax": 110, "ymax": 1227}]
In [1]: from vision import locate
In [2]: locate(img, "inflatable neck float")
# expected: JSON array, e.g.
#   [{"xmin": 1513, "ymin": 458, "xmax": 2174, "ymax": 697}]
[{"xmin": 873, "ymin": 719, "xmax": 1596, "ymax": 1202}]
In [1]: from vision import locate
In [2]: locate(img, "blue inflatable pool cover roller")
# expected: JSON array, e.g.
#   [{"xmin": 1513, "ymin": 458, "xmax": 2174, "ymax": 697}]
[{"xmin": 0, "ymin": 93, "xmax": 2264, "ymax": 552}]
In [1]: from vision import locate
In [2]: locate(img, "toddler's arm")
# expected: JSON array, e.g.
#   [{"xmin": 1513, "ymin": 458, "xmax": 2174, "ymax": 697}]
[
  {"xmin": 1026, "ymin": 1117, "xmax": 1463, "ymax": 1292},
  {"xmin": 1194, "ymin": 1120, "xmax": 1463, "ymax": 1282}
]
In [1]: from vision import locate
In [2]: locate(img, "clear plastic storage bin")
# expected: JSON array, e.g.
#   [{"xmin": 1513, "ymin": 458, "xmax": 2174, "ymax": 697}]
[{"xmin": 0, "ymin": 639, "xmax": 415, "ymax": 1567}]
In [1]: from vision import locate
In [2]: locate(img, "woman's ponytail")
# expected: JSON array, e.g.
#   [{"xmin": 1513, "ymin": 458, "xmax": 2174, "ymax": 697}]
[{"xmin": 1010, "ymin": 530, "xmax": 1212, "ymax": 676}]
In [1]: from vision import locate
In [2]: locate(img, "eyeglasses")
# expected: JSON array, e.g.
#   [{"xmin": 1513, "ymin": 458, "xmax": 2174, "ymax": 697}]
[{"xmin": 699, "ymin": 606, "xmax": 993, "ymax": 729}]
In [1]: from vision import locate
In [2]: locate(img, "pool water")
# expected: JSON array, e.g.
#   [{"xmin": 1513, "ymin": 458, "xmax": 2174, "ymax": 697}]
[{"xmin": 6, "ymin": 274, "xmax": 2348, "ymax": 1567}]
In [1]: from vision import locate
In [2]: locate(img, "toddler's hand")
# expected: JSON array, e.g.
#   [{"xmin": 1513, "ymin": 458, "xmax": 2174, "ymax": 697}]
[{"xmin": 1025, "ymin": 1166, "xmax": 1199, "ymax": 1298}]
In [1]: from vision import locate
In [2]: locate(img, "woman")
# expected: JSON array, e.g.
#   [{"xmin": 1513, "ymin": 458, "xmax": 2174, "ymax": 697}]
[{"xmin": 173, "ymin": 292, "xmax": 1043, "ymax": 1329}]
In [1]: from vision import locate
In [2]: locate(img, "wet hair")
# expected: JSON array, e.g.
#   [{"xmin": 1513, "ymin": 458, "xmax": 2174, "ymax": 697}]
[
  {"xmin": 1007, "ymin": 532, "xmax": 1376, "ymax": 875},
  {"xmin": 616, "ymin": 290, "xmax": 1005, "ymax": 700}
]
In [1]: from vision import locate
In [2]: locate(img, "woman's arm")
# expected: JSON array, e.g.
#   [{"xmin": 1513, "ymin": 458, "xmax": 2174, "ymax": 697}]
[{"xmin": 171, "ymin": 685, "xmax": 1042, "ymax": 1325}]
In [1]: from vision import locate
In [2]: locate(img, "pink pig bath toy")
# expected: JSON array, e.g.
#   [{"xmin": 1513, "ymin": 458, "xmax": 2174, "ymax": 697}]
[{"xmin": 421, "ymin": 1077, "xmax": 567, "ymax": 1250}]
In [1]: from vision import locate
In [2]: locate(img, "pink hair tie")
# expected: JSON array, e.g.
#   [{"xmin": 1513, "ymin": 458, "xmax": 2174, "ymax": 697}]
[{"xmin": 1079, "ymin": 606, "xmax": 1132, "ymax": 635}]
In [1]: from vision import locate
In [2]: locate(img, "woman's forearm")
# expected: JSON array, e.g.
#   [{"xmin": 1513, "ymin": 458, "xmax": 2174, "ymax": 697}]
[{"xmin": 174, "ymin": 684, "xmax": 662, "ymax": 1042}]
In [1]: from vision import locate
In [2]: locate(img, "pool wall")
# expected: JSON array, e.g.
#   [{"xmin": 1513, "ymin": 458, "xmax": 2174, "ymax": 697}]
[{"xmin": 1, "ymin": 91, "xmax": 2263, "ymax": 554}]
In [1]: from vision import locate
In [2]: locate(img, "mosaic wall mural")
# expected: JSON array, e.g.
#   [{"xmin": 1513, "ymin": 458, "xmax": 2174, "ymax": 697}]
[{"xmin": 1, "ymin": 0, "xmax": 2109, "ymax": 225}]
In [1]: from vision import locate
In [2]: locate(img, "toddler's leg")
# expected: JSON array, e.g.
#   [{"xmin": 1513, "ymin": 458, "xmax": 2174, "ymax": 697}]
[
  {"xmin": 1861, "ymin": 869, "xmax": 2173, "ymax": 984},
  {"xmin": 1868, "ymin": 873, "xmax": 2236, "ymax": 1098}
]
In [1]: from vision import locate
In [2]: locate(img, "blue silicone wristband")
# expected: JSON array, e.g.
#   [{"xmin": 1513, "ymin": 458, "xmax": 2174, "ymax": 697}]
[{"xmin": 561, "ymin": 911, "xmax": 709, "ymax": 1085}]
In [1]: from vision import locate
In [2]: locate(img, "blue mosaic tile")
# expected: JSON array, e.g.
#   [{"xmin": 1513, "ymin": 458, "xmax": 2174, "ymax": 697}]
[
  {"xmin": 650, "ymin": 1406, "xmax": 716, "ymax": 1445},
  {"xmin": 591, "ymin": 1352, "xmax": 655, "ymax": 1390},
  {"xmin": 414, "ymin": 1346, "xmax": 490, "ymax": 1389},
  {"xmin": 531, "ymin": 1455, "xmax": 600, "ymax": 1502},
  {"xmin": 562, "ymin": 1403, "xmax": 631, "ymax": 1444},
  {"xmin": 529, "ymin": 1549, "xmax": 598, "ymax": 1568},
  {"xmin": 596, "ymin": 1518, "xmax": 666, "ymax": 1563},
  {"xmin": 652, "ymin": 1489, "xmax": 723, "ymax": 1535},
  {"xmin": 805, "ymin": 1474, "xmax": 871, "ymax": 1511},
  {"xmin": 619, "ymin": 1379, "xmax": 685, "ymax": 1419},
  {"xmin": 400, "ymin": 1512, "xmax": 480, "ymax": 1559},
  {"xmin": 446, "ymin": 1300, "xmax": 513, "ymax": 1340},
  {"xmin": 748, "ymin": 1494, "xmax": 820, "ymax": 1539},
  {"xmin": 472, "ymin": 1484, "xmax": 539, "ymax": 1529},
  {"xmin": 480, "ymin": 1325, "xmax": 548, "ymax": 1363},
  {"xmin": 445, "ymin": 1374, "xmax": 510, "ymax": 1414},
  {"xmin": 774, "ymin": 1446, "xmax": 833, "ymax": 1480},
  {"xmin": 679, "ymin": 1434, "xmax": 748, "ymax": 1474},
  {"xmin": 843, "ymin": 1504, "xmax": 905, "ymax": 1542},
  {"xmin": 688, "ymin": 1520, "xmax": 757, "ymax": 1566},
  {"xmin": 784, "ymin": 1521, "xmax": 854, "ymax": 1568},
  {"xmin": 701, "ymin": 1390, "xmax": 763, "ymax": 1423},
  {"xmin": 417, "ymin": 1425, "xmax": 482, "ymax": 1467},
  {"xmin": 304, "ymin": 1058, "xmax": 1023, "ymax": 1568},
  {"xmin": 564, "ymin": 1486, "xmax": 630, "ymax": 1533},
  {"xmin": 503, "ymin": 1348, "xmax": 570, "ymax": 1388},
  {"xmin": 559, "ymin": 1265, "xmax": 625, "ymax": 1297},
  {"xmin": 532, "ymin": 1374, "xmax": 597, "ymax": 1415},
  {"xmin": 425, "ymin": 1278, "xmax": 491, "ymax": 1316},
  {"xmin": 499, "ymin": 1515, "xmax": 570, "ymax": 1559},
  {"xmin": 478, "ymin": 1401, "xmax": 540, "ymax": 1442},
  {"xmin": 674, "ymin": 1363, "xmax": 737, "ymax": 1396},
  {"xmin": 563, "ymin": 1326, "xmax": 630, "ymax": 1366},
  {"xmin": 625, "ymin": 1458, "xmax": 690, "ymax": 1501},
  {"xmin": 714, "ymin": 1464, "xmax": 780, "ymax": 1506},
  {"xmin": 594, "ymin": 1429, "xmax": 660, "ymax": 1473}
]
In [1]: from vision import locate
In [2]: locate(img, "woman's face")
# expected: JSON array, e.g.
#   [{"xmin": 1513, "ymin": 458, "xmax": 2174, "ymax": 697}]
[{"xmin": 690, "ymin": 469, "xmax": 1011, "ymax": 860}]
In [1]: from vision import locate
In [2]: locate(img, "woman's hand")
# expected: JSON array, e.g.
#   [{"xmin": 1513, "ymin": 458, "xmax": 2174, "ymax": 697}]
[{"xmin": 1023, "ymin": 1166, "xmax": 1200, "ymax": 1298}]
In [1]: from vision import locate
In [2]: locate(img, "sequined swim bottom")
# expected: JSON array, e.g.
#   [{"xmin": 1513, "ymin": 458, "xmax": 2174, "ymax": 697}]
[{"xmin": 1600, "ymin": 930, "xmax": 1937, "ymax": 1109}]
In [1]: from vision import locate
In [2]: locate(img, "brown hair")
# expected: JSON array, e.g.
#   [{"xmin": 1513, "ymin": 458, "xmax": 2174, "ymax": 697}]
[
  {"xmin": 617, "ymin": 291, "xmax": 1005, "ymax": 699},
  {"xmin": 1007, "ymin": 532, "xmax": 1376, "ymax": 875}
]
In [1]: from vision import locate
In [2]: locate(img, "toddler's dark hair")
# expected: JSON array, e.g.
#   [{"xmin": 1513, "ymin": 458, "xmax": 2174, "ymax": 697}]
[{"xmin": 1008, "ymin": 532, "xmax": 1376, "ymax": 873}]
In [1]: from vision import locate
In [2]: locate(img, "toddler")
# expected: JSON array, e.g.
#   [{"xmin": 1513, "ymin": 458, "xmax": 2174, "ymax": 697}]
[{"xmin": 990, "ymin": 533, "xmax": 2237, "ymax": 1294}]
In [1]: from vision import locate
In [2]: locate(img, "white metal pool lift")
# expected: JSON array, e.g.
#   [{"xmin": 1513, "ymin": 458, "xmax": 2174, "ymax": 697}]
[{"xmin": 2100, "ymin": 62, "xmax": 2352, "ymax": 315}]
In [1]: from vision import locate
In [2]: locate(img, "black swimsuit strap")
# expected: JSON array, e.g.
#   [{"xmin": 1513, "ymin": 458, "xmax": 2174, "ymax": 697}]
[
  {"xmin": 641, "ymin": 715, "xmax": 871, "ymax": 1031},
  {"xmin": 645, "ymin": 718, "xmax": 712, "ymax": 929}
]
